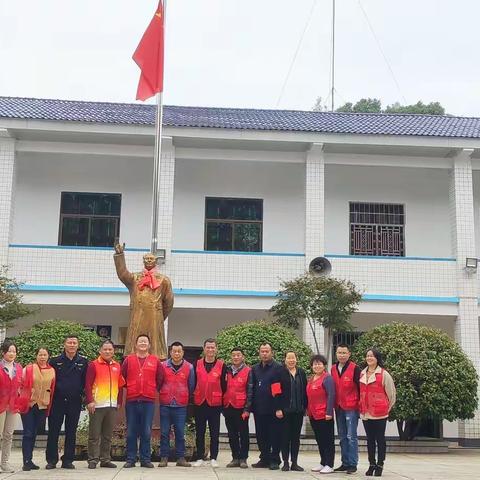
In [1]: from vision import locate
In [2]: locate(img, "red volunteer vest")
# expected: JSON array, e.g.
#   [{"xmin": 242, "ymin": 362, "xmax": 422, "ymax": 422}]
[
  {"xmin": 159, "ymin": 360, "xmax": 191, "ymax": 406},
  {"xmin": 0, "ymin": 363, "xmax": 23, "ymax": 414},
  {"xmin": 223, "ymin": 366, "xmax": 250, "ymax": 409},
  {"xmin": 331, "ymin": 362, "xmax": 359, "ymax": 411},
  {"xmin": 359, "ymin": 369, "xmax": 390, "ymax": 417},
  {"xmin": 193, "ymin": 359, "xmax": 224, "ymax": 406},
  {"xmin": 125, "ymin": 354, "xmax": 158, "ymax": 401},
  {"xmin": 306, "ymin": 373, "xmax": 328, "ymax": 420}
]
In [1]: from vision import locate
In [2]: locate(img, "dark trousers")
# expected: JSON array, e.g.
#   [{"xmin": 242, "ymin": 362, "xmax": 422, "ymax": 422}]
[
  {"xmin": 363, "ymin": 419, "xmax": 387, "ymax": 466},
  {"xmin": 223, "ymin": 407, "xmax": 249, "ymax": 460},
  {"xmin": 21, "ymin": 405, "xmax": 46, "ymax": 465},
  {"xmin": 46, "ymin": 396, "xmax": 82, "ymax": 465},
  {"xmin": 254, "ymin": 413, "xmax": 283, "ymax": 465},
  {"xmin": 310, "ymin": 417, "xmax": 335, "ymax": 468},
  {"xmin": 194, "ymin": 403, "xmax": 221, "ymax": 460},
  {"xmin": 126, "ymin": 400, "xmax": 155, "ymax": 463},
  {"xmin": 281, "ymin": 412, "xmax": 303, "ymax": 465},
  {"xmin": 160, "ymin": 405, "xmax": 187, "ymax": 459}
]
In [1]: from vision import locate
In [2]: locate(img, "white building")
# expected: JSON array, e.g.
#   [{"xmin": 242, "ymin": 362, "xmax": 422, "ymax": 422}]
[{"xmin": 0, "ymin": 97, "xmax": 479, "ymax": 445}]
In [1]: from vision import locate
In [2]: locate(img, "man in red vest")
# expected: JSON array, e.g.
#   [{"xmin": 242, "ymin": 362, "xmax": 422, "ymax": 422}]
[
  {"xmin": 331, "ymin": 343, "xmax": 361, "ymax": 475},
  {"xmin": 223, "ymin": 347, "xmax": 253, "ymax": 469},
  {"xmin": 121, "ymin": 334, "xmax": 164, "ymax": 469},
  {"xmin": 158, "ymin": 341, "xmax": 195, "ymax": 468},
  {"xmin": 192, "ymin": 338, "xmax": 227, "ymax": 468}
]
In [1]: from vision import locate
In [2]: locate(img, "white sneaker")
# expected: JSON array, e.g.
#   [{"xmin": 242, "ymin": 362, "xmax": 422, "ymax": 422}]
[
  {"xmin": 1, "ymin": 463, "xmax": 14, "ymax": 473},
  {"xmin": 311, "ymin": 464, "xmax": 324, "ymax": 472},
  {"xmin": 320, "ymin": 466, "xmax": 334, "ymax": 474},
  {"xmin": 192, "ymin": 459, "xmax": 204, "ymax": 467},
  {"xmin": 210, "ymin": 459, "xmax": 219, "ymax": 468}
]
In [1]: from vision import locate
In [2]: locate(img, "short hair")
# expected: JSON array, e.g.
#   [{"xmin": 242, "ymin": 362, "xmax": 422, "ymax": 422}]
[
  {"xmin": 259, "ymin": 342, "xmax": 273, "ymax": 350},
  {"xmin": 231, "ymin": 347, "xmax": 244, "ymax": 354},
  {"xmin": 310, "ymin": 354, "xmax": 328, "ymax": 368},
  {"xmin": 169, "ymin": 341, "xmax": 184, "ymax": 352},
  {"xmin": 136, "ymin": 334, "xmax": 151, "ymax": 343},
  {"xmin": 100, "ymin": 339, "xmax": 115, "ymax": 348},
  {"xmin": 336, "ymin": 343, "xmax": 351, "ymax": 351},
  {"xmin": 203, "ymin": 338, "xmax": 217, "ymax": 347},
  {"xmin": 366, "ymin": 348, "xmax": 385, "ymax": 368},
  {"xmin": 284, "ymin": 350, "xmax": 297, "ymax": 359},
  {"xmin": 64, "ymin": 335, "xmax": 79, "ymax": 342},
  {"xmin": 1, "ymin": 340, "xmax": 17, "ymax": 355},
  {"xmin": 35, "ymin": 346, "xmax": 50, "ymax": 356}
]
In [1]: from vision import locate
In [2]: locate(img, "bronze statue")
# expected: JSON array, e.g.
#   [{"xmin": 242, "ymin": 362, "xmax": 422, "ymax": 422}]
[{"xmin": 114, "ymin": 241, "xmax": 174, "ymax": 359}]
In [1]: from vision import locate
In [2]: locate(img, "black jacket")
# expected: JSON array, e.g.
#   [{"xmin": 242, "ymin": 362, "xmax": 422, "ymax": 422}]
[
  {"xmin": 49, "ymin": 352, "xmax": 88, "ymax": 400},
  {"xmin": 282, "ymin": 366, "xmax": 308, "ymax": 413}
]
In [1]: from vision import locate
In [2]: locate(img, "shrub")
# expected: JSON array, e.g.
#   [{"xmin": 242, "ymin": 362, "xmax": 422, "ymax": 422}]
[
  {"xmin": 13, "ymin": 319, "xmax": 103, "ymax": 365},
  {"xmin": 216, "ymin": 320, "xmax": 312, "ymax": 370}
]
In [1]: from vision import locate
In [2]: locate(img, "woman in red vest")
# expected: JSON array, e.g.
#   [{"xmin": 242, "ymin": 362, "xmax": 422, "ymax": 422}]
[
  {"xmin": 307, "ymin": 354, "xmax": 336, "ymax": 475},
  {"xmin": 19, "ymin": 347, "xmax": 55, "ymax": 471},
  {"xmin": 0, "ymin": 340, "xmax": 23, "ymax": 473},
  {"xmin": 359, "ymin": 349, "xmax": 396, "ymax": 477}
]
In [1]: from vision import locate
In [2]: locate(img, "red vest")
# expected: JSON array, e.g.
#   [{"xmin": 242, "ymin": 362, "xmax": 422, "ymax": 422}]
[
  {"xmin": 359, "ymin": 369, "xmax": 390, "ymax": 417},
  {"xmin": 125, "ymin": 354, "xmax": 158, "ymax": 401},
  {"xmin": 0, "ymin": 363, "xmax": 23, "ymax": 414},
  {"xmin": 223, "ymin": 366, "xmax": 250, "ymax": 409},
  {"xmin": 307, "ymin": 373, "xmax": 328, "ymax": 420},
  {"xmin": 331, "ymin": 362, "xmax": 359, "ymax": 411},
  {"xmin": 193, "ymin": 359, "xmax": 224, "ymax": 406},
  {"xmin": 159, "ymin": 360, "xmax": 191, "ymax": 406}
]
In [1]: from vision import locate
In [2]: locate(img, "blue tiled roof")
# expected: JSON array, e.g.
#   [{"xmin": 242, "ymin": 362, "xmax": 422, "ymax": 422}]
[{"xmin": 1, "ymin": 96, "xmax": 480, "ymax": 138}]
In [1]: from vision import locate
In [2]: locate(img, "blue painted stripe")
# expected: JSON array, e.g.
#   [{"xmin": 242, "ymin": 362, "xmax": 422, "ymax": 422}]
[
  {"xmin": 9, "ymin": 244, "xmax": 149, "ymax": 252},
  {"xmin": 174, "ymin": 288, "xmax": 278, "ymax": 297},
  {"xmin": 171, "ymin": 249, "xmax": 305, "ymax": 257},
  {"xmin": 363, "ymin": 294, "xmax": 459, "ymax": 303},
  {"xmin": 326, "ymin": 254, "xmax": 456, "ymax": 262}
]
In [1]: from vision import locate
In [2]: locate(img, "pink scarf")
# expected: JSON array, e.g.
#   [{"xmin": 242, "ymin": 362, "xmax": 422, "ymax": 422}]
[{"xmin": 138, "ymin": 268, "xmax": 160, "ymax": 291}]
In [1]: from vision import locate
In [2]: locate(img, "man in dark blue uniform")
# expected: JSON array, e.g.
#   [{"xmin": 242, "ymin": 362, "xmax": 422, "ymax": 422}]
[{"xmin": 46, "ymin": 335, "xmax": 88, "ymax": 469}]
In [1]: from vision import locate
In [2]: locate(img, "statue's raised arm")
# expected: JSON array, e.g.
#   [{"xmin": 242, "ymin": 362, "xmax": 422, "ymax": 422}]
[{"xmin": 113, "ymin": 240, "xmax": 134, "ymax": 288}]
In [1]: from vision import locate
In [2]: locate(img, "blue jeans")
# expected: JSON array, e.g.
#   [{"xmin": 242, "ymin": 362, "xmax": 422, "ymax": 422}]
[
  {"xmin": 160, "ymin": 405, "xmax": 187, "ymax": 459},
  {"xmin": 335, "ymin": 409, "xmax": 359, "ymax": 467},
  {"xmin": 126, "ymin": 400, "xmax": 155, "ymax": 463},
  {"xmin": 21, "ymin": 405, "xmax": 46, "ymax": 464}
]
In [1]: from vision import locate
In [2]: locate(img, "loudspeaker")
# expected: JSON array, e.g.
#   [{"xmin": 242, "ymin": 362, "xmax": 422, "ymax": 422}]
[{"xmin": 308, "ymin": 256, "xmax": 332, "ymax": 276}]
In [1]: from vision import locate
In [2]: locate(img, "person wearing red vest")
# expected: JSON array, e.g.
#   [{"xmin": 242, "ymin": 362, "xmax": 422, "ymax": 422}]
[
  {"xmin": 158, "ymin": 341, "xmax": 195, "ymax": 468},
  {"xmin": 223, "ymin": 347, "xmax": 253, "ymax": 469},
  {"xmin": 359, "ymin": 349, "xmax": 396, "ymax": 477},
  {"xmin": 0, "ymin": 340, "xmax": 23, "ymax": 473},
  {"xmin": 85, "ymin": 340, "xmax": 125, "ymax": 470},
  {"xmin": 192, "ymin": 338, "xmax": 227, "ymax": 468},
  {"xmin": 307, "ymin": 354, "xmax": 336, "ymax": 475},
  {"xmin": 331, "ymin": 343, "xmax": 361, "ymax": 475},
  {"xmin": 121, "ymin": 334, "xmax": 164, "ymax": 469}
]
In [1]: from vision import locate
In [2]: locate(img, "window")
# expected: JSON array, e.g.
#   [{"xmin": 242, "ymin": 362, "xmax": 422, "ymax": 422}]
[
  {"xmin": 204, "ymin": 197, "xmax": 263, "ymax": 251},
  {"xmin": 59, "ymin": 192, "xmax": 121, "ymax": 247},
  {"xmin": 350, "ymin": 202, "xmax": 405, "ymax": 256}
]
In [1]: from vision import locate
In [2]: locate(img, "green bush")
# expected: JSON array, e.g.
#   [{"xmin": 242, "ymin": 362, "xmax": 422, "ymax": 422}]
[
  {"xmin": 216, "ymin": 320, "xmax": 313, "ymax": 371},
  {"xmin": 351, "ymin": 322, "xmax": 478, "ymax": 437},
  {"xmin": 13, "ymin": 319, "xmax": 103, "ymax": 365}
]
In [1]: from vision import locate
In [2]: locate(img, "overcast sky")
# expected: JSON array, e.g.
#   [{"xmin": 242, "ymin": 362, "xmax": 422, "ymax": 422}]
[{"xmin": 0, "ymin": 0, "xmax": 478, "ymax": 116}]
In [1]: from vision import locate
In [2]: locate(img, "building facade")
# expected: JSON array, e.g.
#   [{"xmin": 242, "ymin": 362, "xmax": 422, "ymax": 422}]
[{"xmin": 0, "ymin": 97, "xmax": 479, "ymax": 445}]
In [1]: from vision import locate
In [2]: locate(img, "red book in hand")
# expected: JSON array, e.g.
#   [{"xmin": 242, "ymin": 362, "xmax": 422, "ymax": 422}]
[{"xmin": 271, "ymin": 382, "xmax": 282, "ymax": 397}]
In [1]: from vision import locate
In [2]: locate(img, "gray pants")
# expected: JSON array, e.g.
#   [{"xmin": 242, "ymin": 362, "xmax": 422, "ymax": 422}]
[
  {"xmin": 0, "ymin": 411, "xmax": 18, "ymax": 466},
  {"xmin": 88, "ymin": 407, "xmax": 116, "ymax": 464}
]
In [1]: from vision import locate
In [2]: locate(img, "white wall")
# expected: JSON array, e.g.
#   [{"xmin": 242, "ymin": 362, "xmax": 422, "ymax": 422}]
[
  {"xmin": 325, "ymin": 165, "xmax": 452, "ymax": 257},
  {"xmin": 472, "ymin": 171, "xmax": 480, "ymax": 257},
  {"xmin": 172, "ymin": 159, "xmax": 305, "ymax": 253},
  {"xmin": 11, "ymin": 153, "xmax": 153, "ymax": 248}
]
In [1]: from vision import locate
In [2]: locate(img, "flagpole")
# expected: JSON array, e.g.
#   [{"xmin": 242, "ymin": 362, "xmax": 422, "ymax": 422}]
[{"xmin": 150, "ymin": 0, "xmax": 166, "ymax": 255}]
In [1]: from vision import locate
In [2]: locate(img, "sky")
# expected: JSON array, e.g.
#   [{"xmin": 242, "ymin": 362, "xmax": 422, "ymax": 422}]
[{"xmin": 0, "ymin": 0, "xmax": 479, "ymax": 116}]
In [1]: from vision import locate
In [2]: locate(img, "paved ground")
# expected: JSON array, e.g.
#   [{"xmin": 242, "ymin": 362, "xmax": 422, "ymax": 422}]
[{"xmin": 0, "ymin": 448, "xmax": 478, "ymax": 479}]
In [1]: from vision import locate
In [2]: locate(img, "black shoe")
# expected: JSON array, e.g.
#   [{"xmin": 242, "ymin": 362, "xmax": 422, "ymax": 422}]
[
  {"xmin": 123, "ymin": 461, "xmax": 135, "ymax": 468},
  {"xmin": 45, "ymin": 463, "xmax": 56, "ymax": 470},
  {"xmin": 23, "ymin": 464, "xmax": 32, "ymax": 471},
  {"xmin": 291, "ymin": 463, "xmax": 304, "ymax": 472},
  {"xmin": 252, "ymin": 460, "xmax": 269, "ymax": 468},
  {"xmin": 334, "ymin": 465, "xmax": 349, "ymax": 472},
  {"xmin": 61, "ymin": 463, "xmax": 75, "ymax": 469},
  {"xmin": 282, "ymin": 463, "xmax": 290, "ymax": 471},
  {"xmin": 374, "ymin": 465, "xmax": 383, "ymax": 477},
  {"xmin": 141, "ymin": 461, "xmax": 154, "ymax": 468},
  {"xmin": 88, "ymin": 462, "xmax": 96, "ymax": 469},
  {"xmin": 366, "ymin": 465, "xmax": 376, "ymax": 476},
  {"xmin": 347, "ymin": 466, "xmax": 357, "ymax": 474},
  {"xmin": 100, "ymin": 461, "xmax": 117, "ymax": 468},
  {"xmin": 269, "ymin": 463, "xmax": 280, "ymax": 470}
]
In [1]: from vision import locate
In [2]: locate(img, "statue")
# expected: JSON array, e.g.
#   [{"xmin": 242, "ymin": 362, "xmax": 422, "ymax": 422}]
[{"xmin": 113, "ymin": 241, "xmax": 174, "ymax": 359}]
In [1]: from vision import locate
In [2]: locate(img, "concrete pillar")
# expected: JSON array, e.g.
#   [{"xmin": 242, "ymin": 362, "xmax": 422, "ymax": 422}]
[{"xmin": 450, "ymin": 148, "xmax": 480, "ymax": 446}]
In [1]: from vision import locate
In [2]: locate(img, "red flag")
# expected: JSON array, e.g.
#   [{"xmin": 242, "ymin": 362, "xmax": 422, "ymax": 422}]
[{"xmin": 133, "ymin": 1, "xmax": 164, "ymax": 101}]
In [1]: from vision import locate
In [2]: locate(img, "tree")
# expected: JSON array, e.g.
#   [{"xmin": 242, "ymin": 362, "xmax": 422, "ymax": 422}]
[
  {"xmin": 216, "ymin": 320, "xmax": 313, "ymax": 371},
  {"xmin": 270, "ymin": 274, "xmax": 362, "ymax": 364},
  {"xmin": 0, "ymin": 266, "xmax": 36, "ymax": 330},
  {"xmin": 13, "ymin": 319, "xmax": 103, "ymax": 365},
  {"xmin": 351, "ymin": 322, "xmax": 479, "ymax": 440}
]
